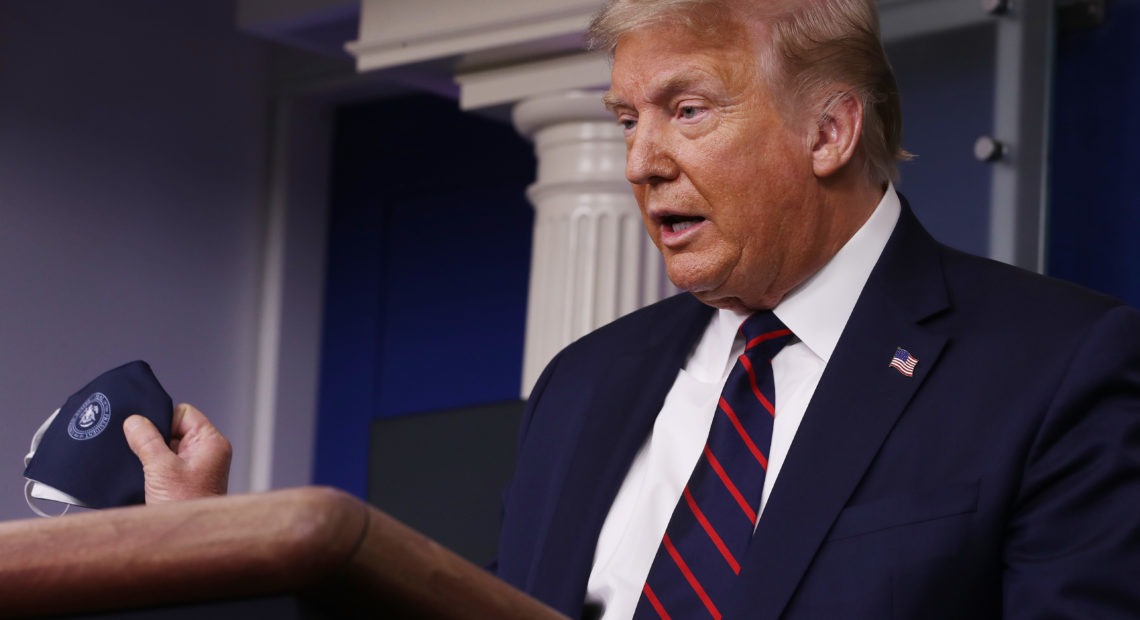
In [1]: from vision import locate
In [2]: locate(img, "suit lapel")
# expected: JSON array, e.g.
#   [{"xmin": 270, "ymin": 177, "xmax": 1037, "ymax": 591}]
[
  {"xmin": 526, "ymin": 295, "xmax": 715, "ymax": 613},
  {"xmin": 732, "ymin": 204, "xmax": 952, "ymax": 619}
]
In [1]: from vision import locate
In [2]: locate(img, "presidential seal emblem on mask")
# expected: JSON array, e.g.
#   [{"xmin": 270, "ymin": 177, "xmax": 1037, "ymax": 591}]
[{"xmin": 67, "ymin": 392, "xmax": 112, "ymax": 440}]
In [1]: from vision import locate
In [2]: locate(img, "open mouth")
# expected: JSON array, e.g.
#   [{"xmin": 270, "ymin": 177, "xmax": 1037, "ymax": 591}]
[{"xmin": 663, "ymin": 215, "xmax": 706, "ymax": 233}]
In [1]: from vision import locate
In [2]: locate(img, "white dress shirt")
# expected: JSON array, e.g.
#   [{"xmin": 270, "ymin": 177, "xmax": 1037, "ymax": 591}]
[{"xmin": 584, "ymin": 186, "xmax": 902, "ymax": 619}]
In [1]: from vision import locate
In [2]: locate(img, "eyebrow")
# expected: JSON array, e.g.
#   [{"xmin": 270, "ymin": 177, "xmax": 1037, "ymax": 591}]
[
  {"xmin": 601, "ymin": 72, "xmax": 716, "ymax": 113},
  {"xmin": 601, "ymin": 91, "xmax": 623, "ymax": 112}
]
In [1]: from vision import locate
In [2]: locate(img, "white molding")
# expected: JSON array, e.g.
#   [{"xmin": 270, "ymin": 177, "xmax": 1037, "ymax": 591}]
[
  {"xmin": 249, "ymin": 104, "xmax": 290, "ymax": 493},
  {"xmin": 349, "ymin": 0, "xmax": 599, "ymax": 72},
  {"xmin": 250, "ymin": 98, "xmax": 332, "ymax": 492},
  {"xmin": 456, "ymin": 52, "xmax": 610, "ymax": 110}
]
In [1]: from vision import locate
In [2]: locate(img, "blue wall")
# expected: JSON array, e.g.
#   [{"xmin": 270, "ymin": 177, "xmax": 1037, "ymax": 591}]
[
  {"xmin": 314, "ymin": 95, "xmax": 535, "ymax": 497},
  {"xmin": 1049, "ymin": 0, "xmax": 1140, "ymax": 307}
]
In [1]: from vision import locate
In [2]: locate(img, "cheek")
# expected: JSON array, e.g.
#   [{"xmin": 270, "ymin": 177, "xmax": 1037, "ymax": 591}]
[
  {"xmin": 724, "ymin": 151, "xmax": 805, "ymax": 224},
  {"xmin": 634, "ymin": 195, "xmax": 662, "ymax": 243}
]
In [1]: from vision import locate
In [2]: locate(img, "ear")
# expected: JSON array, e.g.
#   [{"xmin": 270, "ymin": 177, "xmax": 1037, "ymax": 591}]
[{"xmin": 810, "ymin": 90, "xmax": 863, "ymax": 178}]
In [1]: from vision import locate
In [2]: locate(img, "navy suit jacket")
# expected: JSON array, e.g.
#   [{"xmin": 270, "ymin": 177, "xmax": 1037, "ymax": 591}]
[{"xmin": 495, "ymin": 203, "xmax": 1140, "ymax": 618}]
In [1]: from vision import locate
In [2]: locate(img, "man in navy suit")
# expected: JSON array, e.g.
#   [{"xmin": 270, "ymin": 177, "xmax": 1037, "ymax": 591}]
[
  {"xmin": 126, "ymin": 0, "xmax": 1140, "ymax": 617},
  {"xmin": 489, "ymin": 0, "xmax": 1140, "ymax": 618}
]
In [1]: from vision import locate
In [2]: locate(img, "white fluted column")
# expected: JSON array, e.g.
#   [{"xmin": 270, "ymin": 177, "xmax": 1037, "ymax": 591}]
[{"xmin": 514, "ymin": 90, "xmax": 677, "ymax": 398}]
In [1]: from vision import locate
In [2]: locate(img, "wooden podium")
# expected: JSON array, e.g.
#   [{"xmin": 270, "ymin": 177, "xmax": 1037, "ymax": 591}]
[{"xmin": 0, "ymin": 487, "xmax": 568, "ymax": 619}]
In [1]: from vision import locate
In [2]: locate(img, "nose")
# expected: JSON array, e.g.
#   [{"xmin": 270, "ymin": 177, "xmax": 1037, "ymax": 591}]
[{"xmin": 625, "ymin": 120, "xmax": 678, "ymax": 186}]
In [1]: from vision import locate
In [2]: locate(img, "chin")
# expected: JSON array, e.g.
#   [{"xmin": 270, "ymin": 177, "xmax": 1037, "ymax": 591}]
[
  {"xmin": 666, "ymin": 258, "xmax": 781, "ymax": 311},
  {"xmin": 694, "ymin": 295, "xmax": 749, "ymax": 311},
  {"xmin": 664, "ymin": 259, "xmax": 721, "ymax": 294},
  {"xmin": 666, "ymin": 264, "xmax": 736, "ymax": 302}
]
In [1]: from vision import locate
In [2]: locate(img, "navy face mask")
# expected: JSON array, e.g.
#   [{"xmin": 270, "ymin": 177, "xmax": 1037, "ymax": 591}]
[{"xmin": 23, "ymin": 361, "xmax": 173, "ymax": 515}]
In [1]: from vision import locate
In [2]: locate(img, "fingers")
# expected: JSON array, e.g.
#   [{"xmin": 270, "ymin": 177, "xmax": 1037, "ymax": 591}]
[
  {"xmin": 172, "ymin": 403, "xmax": 233, "ymax": 475},
  {"xmin": 124, "ymin": 414, "xmax": 173, "ymax": 466},
  {"xmin": 125, "ymin": 404, "xmax": 233, "ymax": 504},
  {"xmin": 171, "ymin": 402, "xmax": 210, "ymax": 440}
]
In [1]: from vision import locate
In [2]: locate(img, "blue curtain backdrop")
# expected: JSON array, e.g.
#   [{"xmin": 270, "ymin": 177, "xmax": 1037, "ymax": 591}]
[
  {"xmin": 314, "ymin": 94, "xmax": 535, "ymax": 497},
  {"xmin": 1049, "ymin": 0, "xmax": 1140, "ymax": 306}
]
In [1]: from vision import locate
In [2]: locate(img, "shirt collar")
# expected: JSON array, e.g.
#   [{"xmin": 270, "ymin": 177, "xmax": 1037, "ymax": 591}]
[{"xmin": 716, "ymin": 183, "xmax": 901, "ymax": 364}]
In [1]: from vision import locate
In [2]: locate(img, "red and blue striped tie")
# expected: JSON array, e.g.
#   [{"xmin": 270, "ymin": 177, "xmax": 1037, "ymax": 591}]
[{"xmin": 634, "ymin": 311, "xmax": 793, "ymax": 620}]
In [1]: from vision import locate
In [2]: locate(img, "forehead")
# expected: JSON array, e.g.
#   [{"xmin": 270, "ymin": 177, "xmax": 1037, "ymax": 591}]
[{"xmin": 604, "ymin": 23, "xmax": 757, "ymax": 109}]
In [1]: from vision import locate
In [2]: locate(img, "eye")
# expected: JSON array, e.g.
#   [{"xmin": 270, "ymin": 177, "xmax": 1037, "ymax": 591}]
[
  {"xmin": 617, "ymin": 115, "xmax": 637, "ymax": 133},
  {"xmin": 677, "ymin": 103, "xmax": 707, "ymax": 123}
]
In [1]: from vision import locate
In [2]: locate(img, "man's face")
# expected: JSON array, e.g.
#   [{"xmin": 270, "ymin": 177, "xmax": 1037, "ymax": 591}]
[{"xmin": 606, "ymin": 22, "xmax": 835, "ymax": 311}]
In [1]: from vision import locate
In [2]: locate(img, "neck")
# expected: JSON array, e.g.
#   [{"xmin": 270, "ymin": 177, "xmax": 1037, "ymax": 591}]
[{"xmin": 815, "ymin": 168, "xmax": 886, "ymax": 260}]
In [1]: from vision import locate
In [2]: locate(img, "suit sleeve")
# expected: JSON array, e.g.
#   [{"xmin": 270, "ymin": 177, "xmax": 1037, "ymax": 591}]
[
  {"xmin": 1004, "ymin": 304, "xmax": 1140, "ymax": 616},
  {"xmin": 488, "ymin": 349, "xmax": 565, "ymax": 579}
]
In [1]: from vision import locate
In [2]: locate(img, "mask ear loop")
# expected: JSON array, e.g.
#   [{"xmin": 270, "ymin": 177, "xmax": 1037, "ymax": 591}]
[
  {"xmin": 24, "ymin": 409, "xmax": 71, "ymax": 518},
  {"xmin": 24, "ymin": 480, "xmax": 70, "ymax": 518}
]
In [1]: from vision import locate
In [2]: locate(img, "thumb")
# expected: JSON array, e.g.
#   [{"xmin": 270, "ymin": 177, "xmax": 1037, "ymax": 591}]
[{"xmin": 124, "ymin": 415, "xmax": 171, "ymax": 466}]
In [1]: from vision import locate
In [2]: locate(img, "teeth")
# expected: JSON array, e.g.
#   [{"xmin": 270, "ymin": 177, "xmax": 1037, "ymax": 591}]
[{"xmin": 673, "ymin": 220, "xmax": 697, "ymax": 233}]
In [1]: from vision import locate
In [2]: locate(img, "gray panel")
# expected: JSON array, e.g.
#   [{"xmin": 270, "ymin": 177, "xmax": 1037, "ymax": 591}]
[{"xmin": 368, "ymin": 401, "xmax": 526, "ymax": 566}]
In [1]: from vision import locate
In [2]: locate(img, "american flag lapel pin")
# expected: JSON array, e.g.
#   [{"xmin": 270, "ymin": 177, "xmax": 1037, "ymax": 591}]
[{"xmin": 889, "ymin": 347, "xmax": 919, "ymax": 377}]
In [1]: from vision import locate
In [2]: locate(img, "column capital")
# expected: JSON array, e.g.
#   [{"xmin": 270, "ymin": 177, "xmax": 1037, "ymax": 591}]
[{"xmin": 512, "ymin": 89, "xmax": 613, "ymax": 138}]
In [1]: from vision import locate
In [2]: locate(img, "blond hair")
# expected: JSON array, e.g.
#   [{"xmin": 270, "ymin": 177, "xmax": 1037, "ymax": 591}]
[{"xmin": 588, "ymin": 0, "xmax": 911, "ymax": 184}]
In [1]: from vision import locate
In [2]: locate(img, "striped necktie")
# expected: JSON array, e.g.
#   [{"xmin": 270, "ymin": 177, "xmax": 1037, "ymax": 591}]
[{"xmin": 634, "ymin": 311, "xmax": 793, "ymax": 619}]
